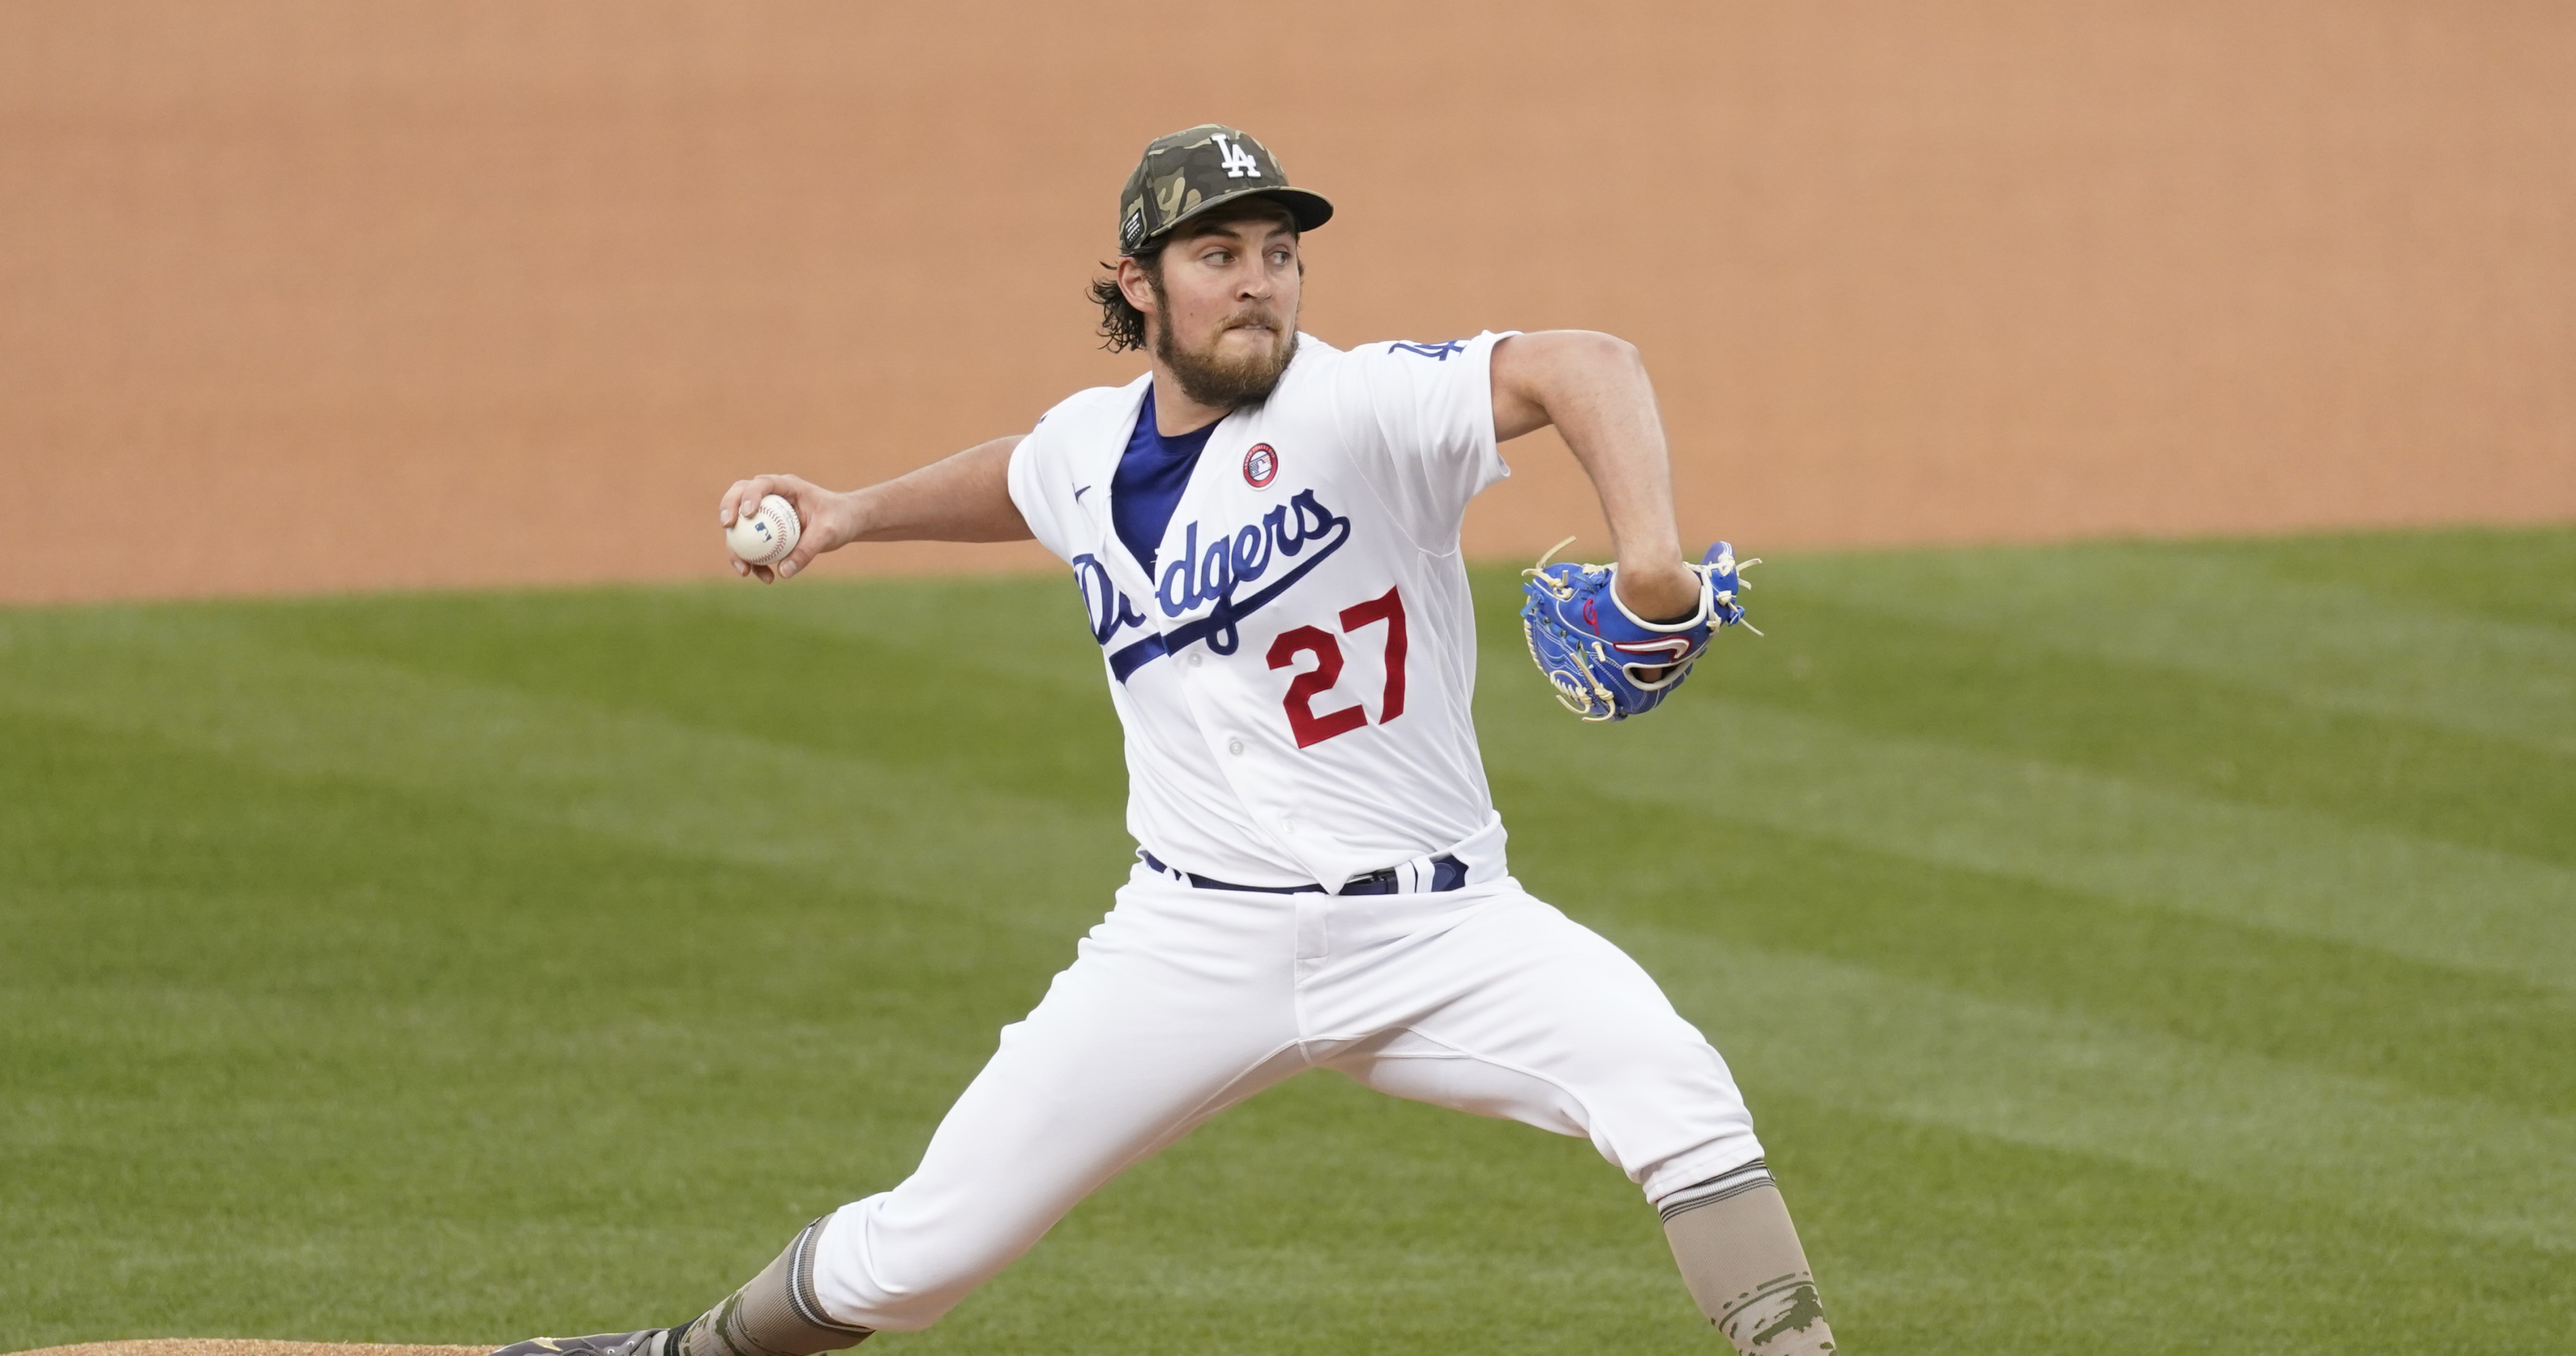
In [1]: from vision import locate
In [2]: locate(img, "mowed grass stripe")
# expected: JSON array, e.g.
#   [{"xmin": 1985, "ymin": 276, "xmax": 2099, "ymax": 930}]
[
  {"xmin": 1788, "ymin": 534, "xmax": 2576, "ymax": 754},
  {"xmin": 889, "ymin": 1080, "xmax": 2576, "ymax": 1355},
  {"xmin": 0, "ymin": 711, "xmax": 1079, "ymax": 1151},
  {"xmin": 2194, "ymin": 525, "xmax": 2576, "ymax": 633},
  {"xmin": 0, "ymin": 613, "xmax": 1134, "ymax": 911},
  {"xmin": 1485, "ymin": 694, "xmax": 2576, "ymax": 993},
  {"xmin": 1, "ymin": 713, "xmax": 1096, "ymax": 1344},
  {"xmin": 1617, "ymin": 925, "xmax": 2576, "ymax": 1252},
  {"xmin": 1501, "ymin": 788, "xmax": 2576, "ymax": 1117},
  {"xmin": 227, "ymin": 584, "xmax": 1127, "ymax": 807},
  {"xmin": 1749, "ymin": 1094, "xmax": 2576, "ymax": 1354},
  {"xmin": 1701, "ymin": 591, "xmax": 2576, "ymax": 867},
  {"xmin": 673, "ymin": 572, "xmax": 1116, "ymax": 693}
]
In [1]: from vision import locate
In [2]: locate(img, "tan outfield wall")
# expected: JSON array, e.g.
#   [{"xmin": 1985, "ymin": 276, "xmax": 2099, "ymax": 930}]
[{"xmin": 3, "ymin": 1, "xmax": 2571, "ymax": 603}]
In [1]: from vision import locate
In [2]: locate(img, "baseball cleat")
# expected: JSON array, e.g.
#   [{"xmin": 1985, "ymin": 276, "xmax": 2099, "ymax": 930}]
[{"xmin": 489, "ymin": 1330, "xmax": 676, "ymax": 1356}]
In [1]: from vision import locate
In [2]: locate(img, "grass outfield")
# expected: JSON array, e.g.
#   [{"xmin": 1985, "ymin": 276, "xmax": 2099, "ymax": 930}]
[{"xmin": 3, "ymin": 525, "xmax": 2571, "ymax": 1354}]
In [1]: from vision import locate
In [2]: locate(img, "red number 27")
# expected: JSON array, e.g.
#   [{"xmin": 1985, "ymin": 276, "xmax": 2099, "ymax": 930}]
[{"xmin": 1266, "ymin": 585, "xmax": 1409, "ymax": 749}]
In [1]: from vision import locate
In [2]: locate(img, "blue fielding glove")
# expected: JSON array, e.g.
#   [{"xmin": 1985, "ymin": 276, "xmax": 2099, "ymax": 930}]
[{"xmin": 1519, "ymin": 539, "xmax": 1758, "ymax": 722}]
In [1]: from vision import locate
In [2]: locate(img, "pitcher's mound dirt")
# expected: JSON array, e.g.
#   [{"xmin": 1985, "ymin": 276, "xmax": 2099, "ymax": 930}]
[{"xmin": 14, "ymin": 1343, "xmax": 488, "ymax": 1356}]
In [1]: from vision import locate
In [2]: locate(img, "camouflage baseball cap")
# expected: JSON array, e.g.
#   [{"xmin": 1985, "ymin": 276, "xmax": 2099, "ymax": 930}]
[{"xmin": 1117, "ymin": 124, "xmax": 1333, "ymax": 256}]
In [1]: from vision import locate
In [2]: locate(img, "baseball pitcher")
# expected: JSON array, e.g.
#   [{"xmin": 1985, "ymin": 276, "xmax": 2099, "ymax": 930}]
[{"xmin": 493, "ymin": 125, "xmax": 1832, "ymax": 1356}]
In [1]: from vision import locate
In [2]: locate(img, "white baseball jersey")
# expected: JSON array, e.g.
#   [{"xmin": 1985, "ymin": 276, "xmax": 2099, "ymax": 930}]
[
  {"xmin": 805, "ymin": 327, "xmax": 1769, "ymax": 1333},
  {"xmin": 1007, "ymin": 330, "xmax": 1519, "ymax": 890}
]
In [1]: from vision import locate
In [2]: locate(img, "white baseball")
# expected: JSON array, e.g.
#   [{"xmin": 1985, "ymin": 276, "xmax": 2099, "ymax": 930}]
[{"xmin": 726, "ymin": 492, "xmax": 802, "ymax": 567}]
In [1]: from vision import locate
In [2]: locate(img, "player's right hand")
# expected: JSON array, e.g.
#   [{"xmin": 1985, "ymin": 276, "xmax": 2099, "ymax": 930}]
[{"xmin": 720, "ymin": 473, "xmax": 852, "ymax": 583}]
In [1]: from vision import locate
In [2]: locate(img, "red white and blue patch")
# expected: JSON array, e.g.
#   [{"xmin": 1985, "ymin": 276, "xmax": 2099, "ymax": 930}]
[{"xmin": 1242, "ymin": 443, "xmax": 1279, "ymax": 488}]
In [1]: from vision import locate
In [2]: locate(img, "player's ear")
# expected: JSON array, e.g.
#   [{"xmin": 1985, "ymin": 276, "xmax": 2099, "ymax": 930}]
[{"xmin": 1116, "ymin": 256, "xmax": 1159, "ymax": 315}]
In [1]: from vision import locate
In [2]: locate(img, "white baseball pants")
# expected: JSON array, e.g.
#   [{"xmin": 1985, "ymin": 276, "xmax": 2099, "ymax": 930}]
[{"xmin": 807, "ymin": 864, "xmax": 1764, "ymax": 1331}]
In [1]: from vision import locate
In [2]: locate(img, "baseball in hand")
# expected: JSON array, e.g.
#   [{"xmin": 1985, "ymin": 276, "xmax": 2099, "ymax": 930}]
[{"xmin": 726, "ymin": 493, "xmax": 802, "ymax": 567}]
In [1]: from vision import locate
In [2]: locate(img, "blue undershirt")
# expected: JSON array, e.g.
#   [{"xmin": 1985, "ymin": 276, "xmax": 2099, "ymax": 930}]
[{"xmin": 1110, "ymin": 384, "xmax": 1218, "ymax": 576}]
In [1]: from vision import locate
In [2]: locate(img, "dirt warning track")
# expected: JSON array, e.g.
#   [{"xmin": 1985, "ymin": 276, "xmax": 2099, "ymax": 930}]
[{"xmin": 5, "ymin": 1, "xmax": 2573, "ymax": 604}]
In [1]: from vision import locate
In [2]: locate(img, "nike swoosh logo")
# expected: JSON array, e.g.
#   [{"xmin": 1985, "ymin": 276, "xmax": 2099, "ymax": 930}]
[
  {"xmin": 534, "ymin": 1342, "xmax": 563, "ymax": 1352},
  {"xmin": 1074, "ymin": 485, "xmax": 1092, "ymax": 501}
]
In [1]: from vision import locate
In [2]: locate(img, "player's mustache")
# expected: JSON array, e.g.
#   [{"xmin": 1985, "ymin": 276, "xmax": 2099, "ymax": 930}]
[{"xmin": 1218, "ymin": 307, "xmax": 1282, "ymax": 333}]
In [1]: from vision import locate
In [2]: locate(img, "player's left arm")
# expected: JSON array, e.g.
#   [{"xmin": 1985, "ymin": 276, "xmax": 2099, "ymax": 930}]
[{"xmin": 1488, "ymin": 330, "xmax": 1699, "ymax": 621}]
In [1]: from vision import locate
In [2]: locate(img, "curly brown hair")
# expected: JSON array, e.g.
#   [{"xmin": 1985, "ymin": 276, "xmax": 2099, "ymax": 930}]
[
  {"xmin": 1088, "ymin": 243, "xmax": 1166, "ymax": 353},
  {"xmin": 1089, "ymin": 197, "xmax": 1301, "ymax": 353}
]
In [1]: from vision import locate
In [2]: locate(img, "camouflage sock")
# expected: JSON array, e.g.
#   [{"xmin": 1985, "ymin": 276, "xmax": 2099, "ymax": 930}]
[
  {"xmin": 1661, "ymin": 1174, "xmax": 1836, "ymax": 1355},
  {"xmin": 675, "ymin": 1217, "xmax": 874, "ymax": 1356}
]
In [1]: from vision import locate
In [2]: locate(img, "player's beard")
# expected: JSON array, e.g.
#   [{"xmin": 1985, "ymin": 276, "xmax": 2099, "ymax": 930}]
[{"xmin": 1155, "ymin": 306, "xmax": 1299, "ymax": 410}]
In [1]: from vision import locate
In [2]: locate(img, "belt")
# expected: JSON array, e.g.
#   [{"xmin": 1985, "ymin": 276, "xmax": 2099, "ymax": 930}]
[{"xmin": 1142, "ymin": 851, "xmax": 1467, "ymax": 896}]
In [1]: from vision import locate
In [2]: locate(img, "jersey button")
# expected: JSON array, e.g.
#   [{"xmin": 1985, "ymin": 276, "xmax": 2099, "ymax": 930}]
[
  {"xmin": 1226, "ymin": 736, "xmax": 1245, "ymax": 756},
  {"xmin": 1188, "ymin": 652, "xmax": 1203, "ymax": 669}
]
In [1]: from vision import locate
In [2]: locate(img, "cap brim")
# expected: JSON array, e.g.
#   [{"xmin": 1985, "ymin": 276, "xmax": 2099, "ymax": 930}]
[{"xmin": 1154, "ymin": 185, "xmax": 1335, "ymax": 243}]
